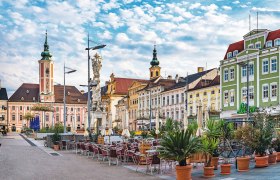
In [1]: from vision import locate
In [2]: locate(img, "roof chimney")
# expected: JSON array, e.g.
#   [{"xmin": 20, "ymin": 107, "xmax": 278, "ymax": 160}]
[
  {"xmin": 175, "ymin": 74, "xmax": 179, "ymax": 83},
  {"xmin": 167, "ymin": 75, "xmax": 172, "ymax": 80},
  {"xmin": 197, "ymin": 67, "xmax": 204, "ymax": 73}
]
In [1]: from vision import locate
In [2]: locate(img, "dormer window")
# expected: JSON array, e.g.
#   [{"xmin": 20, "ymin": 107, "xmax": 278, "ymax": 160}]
[
  {"xmin": 26, "ymin": 90, "xmax": 29, "ymax": 94},
  {"xmin": 227, "ymin": 52, "xmax": 232, "ymax": 59},
  {"xmin": 274, "ymin": 39, "xmax": 280, "ymax": 46},
  {"xmin": 67, "ymin": 91, "xmax": 70, "ymax": 95},
  {"xmin": 248, "ymin": 44, "xmax": 254, "ymax": 48},
  {"xmin": 21, "ymin": 97, "xmax": 24, "ymax": 101},
  {"xmin": 255, "ymin": 42, "xmax": 261, "ymax": 49},
  {"xmin": 233, "ymin": 50, "xmax": 238, "ymax": 57},
  {"xmin": 266, "ymin": 41, "xmax": 272, "ymax": 48}
]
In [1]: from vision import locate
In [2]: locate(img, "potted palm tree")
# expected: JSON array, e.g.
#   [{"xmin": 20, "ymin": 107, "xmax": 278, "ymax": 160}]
[
  {"xmin": 234, "ymin": 124, "xmax": 254, "ymax": 171},
  {"xmin": 220, "ymin": 121, "xmax": 234, "ymax": 175},
  {"xmin": 51, "ymin": 123, "xmax": 61, "ymax": 151},
  {"xmin": 204, "ymin": 119, "xmax": 222, "ymax": 170},
  {"xmin": 158, "ymin": 127, "xmax": 201, "ymax": 180},
  {"xmin": 272, "ymin": 136, "xmax": 280, "ymax": 162},
  {"xmin": 201, "ymin": 137, "xmax": 219, "ymax": 178}
]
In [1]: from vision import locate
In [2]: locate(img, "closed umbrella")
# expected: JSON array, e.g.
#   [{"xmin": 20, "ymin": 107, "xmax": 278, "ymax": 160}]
[
  {"xmin": 196, "ymin": 104, "xmax": 203, "ymax": 136},
  {"xmin": 155, "ymin": 109, "xmax": 160, "ymax": 135},
  {"xmin": 122, "ymin": 109, "xmax": 130, "ymax": 138}
]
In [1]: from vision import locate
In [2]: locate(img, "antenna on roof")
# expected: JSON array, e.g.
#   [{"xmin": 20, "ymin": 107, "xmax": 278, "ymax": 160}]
[
  {"xmin": 257, "ymin": 11, "xmax": 259, "ymax": 32},
  {"xmin": 249, "ymin": 13, "xmax": 251, "ymax": 33}
]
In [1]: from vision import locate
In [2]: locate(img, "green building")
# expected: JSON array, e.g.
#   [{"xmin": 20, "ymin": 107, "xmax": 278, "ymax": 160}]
[{"xmin": 220, "ymin": 29, "xmax": 280, "ymax": 121}]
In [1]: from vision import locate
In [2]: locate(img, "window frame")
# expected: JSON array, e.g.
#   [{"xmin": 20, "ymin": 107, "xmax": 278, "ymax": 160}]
[
  {"xmin": 266, "ymin": 40, "xmax": 272, "ymax": 48},
  {"xmin": 248, "ymin": 43, "xmax": 254, "ymax": 48},
  {"xmin": 255, "ymin": 41, "xmax": 261, "ymax": 49},
  {"xmin": 270, "ymin": 57, "xmax": 277, "ymax": 73},
  {"xmin": 233, "ymin": 50, "xmax": 238, "ymax": 57},
  {"xmin": 227, "ymin": 52, "xmax": 232, "ymax": 59},
  {"xmin": 262, "ymin": 84, "xmax": 269, "ymax": 102},
  {"xmin": 224, "ymin": 68, "xmax": 229, "ymax": 82},
  {"xmin": 262, "ymin": 59, "xmax": 269, "ymax": 74},
  {"xmin": 274, "ymin": 38, "xmax": 280, "ymax": 46},
  {"xmin": 270, "ymin": 83, "xmax": 277, "ymax": 101},
  {"xmin": 229, "ymin": 67, "xmax": 235, "ymax": 81},
  {"xmin": 229, "ymin": 90, "xmax": 235, "ymax": 106},
  {"xmin": 224, "ymin": 90, "xmax": 229, "ymax": 107}
]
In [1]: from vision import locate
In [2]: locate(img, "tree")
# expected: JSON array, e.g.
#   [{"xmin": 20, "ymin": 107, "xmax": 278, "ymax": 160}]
[{"xmin": 23, "ymin": 112, "xmax": 35, "ymax": 128}]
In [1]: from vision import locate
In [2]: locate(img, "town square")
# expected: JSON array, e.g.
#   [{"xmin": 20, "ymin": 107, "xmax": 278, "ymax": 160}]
[{"xmin": 1, "ymin": 0, "xmax": 280, "ymax": 180}]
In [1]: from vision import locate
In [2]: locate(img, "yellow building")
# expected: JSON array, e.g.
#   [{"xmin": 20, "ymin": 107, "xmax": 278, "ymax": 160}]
[
  {"xmin": 187, "ymin": 75, "xmax": 220, "ymax": 123},
  {"xmin": 127, "ymin": 80, "xmax": 149, "ymax": 130}
]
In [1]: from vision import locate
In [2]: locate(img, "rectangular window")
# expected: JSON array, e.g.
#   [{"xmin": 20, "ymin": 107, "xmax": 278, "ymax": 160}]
[
  {"xmin": 20, "ymin": 115, "xmax": 22, "ymax": 120},
  {"xmin": 181, "ymin": 93, "xmax": 184, "ymax": 103},
  {"xmin": 230, "ymin": 68, "xmax": 234, "ymax": 80},
  {"xmin": 271, "ymin": 84, "xmax": 277, "ymax": 98},
  {"xmin": 12, "ymin": 114, "xmax": 15, "ymax": 121},
  {"xmin": 196, "ymin": 93, "xmax": 199, "ymax": 97},
  {"xmin": 12, "ymin": 106, "xmax": 15, "ymax": 110},
  {"xmin": 56, "ymin": 107, "xmax": 59, "ymax": 112},
  {"xmin": 249, "ymin": 87, "xmax": 254, "ymax": 100},
  {"xmin": 242, "ymin": 88, "xmax": 247, "ymax": 101},
  {"xmin": 176, "ymin": 111, "xmax": 179, "ymax": 120},
  {"xmin": 249, "ymin": 64, "xmax": 254, "ymax": 76},
  {"xmin": 227, "ymin": 52, "xmax": 232, "ymax": 59},
  {"xmin": 77, "ymin": 115, "xmax": 80, "ymax": 122},
  {"xmin": 263, "ymin": 85, "xmax": 269, "ymax": 99},
  {"xmin": 211, "ymin": 90, "xmax": 215, "ymax": 94},
  {"xmin": 155, "ymin": 98, "xmax": 157, "ymax": 105},
  {"xmin": 242, "ymin": 66, "xmax": 247, "ymax": 77},
  {"xmin": 163, "ymin": 97, "xmax": 165, "ymax": 106},
  {"xmin": 224, "ymin": 69, "xmax": 228, "ymax": 81},
  {"xmin": 46, "ymin": 115, "xmax": 49, "ymax": 121},
  {"xmin": 204, "ymin": 92, "xmax": 207, "ymax": 96},
  {"xmin": 151, "ymin": 99, "xmax": 154, "ymax": 106},
  {"xmin": 230, "ymin": 91, "xmax": 235, "ymax": 104},
  {"xmin": 20, "ymin": 106, "xmax": 22, "ymax": 110},
  {"xmin": 56, "ymin": 115, "xmax": 59, "ymax": 121},
  {"xmin": 263, "ymin": 59, "xmax": 269, "ymax": 74},
  {"xmin": 266, "ymin": 41, "xmax": 272, "ymax": 48},
  {"xmin": 233, "ymin": 50, "xmax": 238, "ymax": 57},
  {"xmin": 167, "ymin": 96, "xmax": 169, "ymax": 105},
  {"xmin": 271, "ymin": 58, "xmax": 277, "ymax": 72},
  {"xmin": 255, "ymin": 42, "xmax": 261, "ymax": 49},
  {"xmin": 77, "ymin": 108, "xmax": 80, "ymax": 112},
  {"xmin": 176, "ymin": 94, "xmax": 179, "ymax": 104},
  {"xmin": 171, "ymin": 95, "xmax": 174, "ymax": 104},
  {"xmin": 190, "ymin": 95, "xmax": 192, "ymax": 98},
  {"xmin": 224, "ymin": 91, "xmax": 228, "ymax": 104},
  {"xmin": 27, "ymin": 106, "xmax": 29, "ymax": 110},
  {"xmin": 189, "ymin": 106, "xmax": 193, "ymax": 115},
  {"xmin": 274, "ymin": 39, "xmax": 280, "ymax": 46}
]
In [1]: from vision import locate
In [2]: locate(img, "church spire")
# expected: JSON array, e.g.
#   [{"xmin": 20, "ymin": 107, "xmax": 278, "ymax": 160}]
[
  {"xmin": 150, "ymin": 44, "xmax": 159, "ymax": 66},
  {"xmin": 41, "ymin": 30, "xmax": 52, "ymax": 60}
]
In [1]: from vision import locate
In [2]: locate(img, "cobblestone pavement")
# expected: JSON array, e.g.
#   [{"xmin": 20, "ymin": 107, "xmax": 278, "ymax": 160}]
[{"xmin": 0, "ymin": 133, "xmax": 160, "ymax": 180}]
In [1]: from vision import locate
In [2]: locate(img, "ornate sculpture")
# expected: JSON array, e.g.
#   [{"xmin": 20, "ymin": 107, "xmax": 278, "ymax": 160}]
[{"xmin": 91, "ymin": 53, "xmax": 102, "ymax": 111}]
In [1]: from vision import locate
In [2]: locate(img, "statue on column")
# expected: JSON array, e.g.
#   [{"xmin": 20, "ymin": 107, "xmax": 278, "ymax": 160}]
[{"xmin": 91, "ymin": 53, "xmax": 102, "ymax": 112}]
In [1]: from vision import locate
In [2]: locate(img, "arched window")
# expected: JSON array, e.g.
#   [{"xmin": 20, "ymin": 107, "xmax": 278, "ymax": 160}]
[
  {"xmin": 150, "ymin": 71, "xmax": 153, "ymax": 77},
  {"xmin": 156, "ymin": 71, "xmax": 159, "ymax": 76}
]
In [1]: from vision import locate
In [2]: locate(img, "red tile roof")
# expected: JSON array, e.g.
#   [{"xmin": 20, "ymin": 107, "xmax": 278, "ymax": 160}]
[
  {"xmin": 189, "ymin": 75, "xmax": 220, "ymax": 92},
  {"xmin": 266, "ymin": 29, "xmax": 280, "ymax": 41},
  {"xmin": 224, "ymin": 40, "xmax": 244, "ymax": 60},
  {"xmin": 9, "ymin": 83, "xmax": 86, "ymax": 104},
  {"xmin": 114, "ymin": 78, "xmax": 146, "ymax": 95}
]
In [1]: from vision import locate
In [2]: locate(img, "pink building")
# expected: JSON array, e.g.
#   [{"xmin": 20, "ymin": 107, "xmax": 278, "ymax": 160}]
[{"xmin": 8, "ymin": 32, "xmax": 87, "ymax": 132}]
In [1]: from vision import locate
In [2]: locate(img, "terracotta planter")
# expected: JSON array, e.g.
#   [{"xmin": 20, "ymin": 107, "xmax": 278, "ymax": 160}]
[
  {"xmin": 268, "ymin": 153, "xmax": 277, "ymax": 165},
  {"xmin": 236, "ymin": 156, "xmax": 250, "ymax": 172},
  {"xmin": 176, "ymin": 165, "xmax": 192, "ymax": 180},
  {"xmin": 210, "ymin": 157, "xmax": 219, "ymax": 170},
  {"xmin": 220, "ymin": 164, "xmax": 231, "ymax": 175},
  {"xmin": 203, "ymin": 166, "xmax": 215, "ymax": 178},
  {"xmin": 53, "ymin": 144, "xmax": 60, "ymax": 151},
  {"xmin": 255, "ymin": 156, "xmax": 268, "ymax": 168},
  {"xmin": 277, "ymin": 152, "xmax": 280, "ymax": 162}
]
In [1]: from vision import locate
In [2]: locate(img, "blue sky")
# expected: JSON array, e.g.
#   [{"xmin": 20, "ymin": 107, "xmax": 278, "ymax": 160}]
[{"xmin": 1, "ymin": 0, "xmax": 280, "ymax": 96}]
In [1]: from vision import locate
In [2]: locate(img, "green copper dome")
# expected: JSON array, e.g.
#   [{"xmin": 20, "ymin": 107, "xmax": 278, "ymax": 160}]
[
  {"xmin": 150, "ymin": 45, "xmax": 159, "ymax": 66},
  {"xmin": 41, "ymin": 30, "xmax": 52, "ymax": 60}
]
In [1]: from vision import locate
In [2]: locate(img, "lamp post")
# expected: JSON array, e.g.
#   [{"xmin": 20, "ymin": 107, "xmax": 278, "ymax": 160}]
[
  {"xmin": 63, "ymin": 63, "xmax": 76, "ymax": 133},
  {"xmin": 85, "ymin": 34, "xmax": 106, "ymax": 134}
]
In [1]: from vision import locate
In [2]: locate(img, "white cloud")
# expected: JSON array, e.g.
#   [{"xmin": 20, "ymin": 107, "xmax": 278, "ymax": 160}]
[
  {"xmin": 98, "ymin": 30, "xmax": 113, "ymax": 40},
  {"xmin": 233, "ymin": 1, "xmax": 240, "ymax": 4},
  {"xmin": 189, "ymin": 3, "xmax": 201, "ymax": 10},
  {"xmin": 105, "ymin": 12, "xmax": 124, "ymax": 29},
  {"xmin": 116, "ymin": 33, "xmax": 130, "ymax": 42},
  {"xmin": 102, "ymin": 0, "xmax": 120, "ymax": 11},
  {"xmin": 222, "ymin": 6, "xmax": 232, "ymax": 10}
]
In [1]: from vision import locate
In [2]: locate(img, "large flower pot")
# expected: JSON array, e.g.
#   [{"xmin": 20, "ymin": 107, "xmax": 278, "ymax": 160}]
[
  {"xmin": 220, "ymin": 164, "xmax": 231, "ymax": 175},
  {"xmin": 277, "ymin": 152, "xmax": 280, "ymax": 162},
  {"xmin": 176, "ymin": 165, "xmax": 192, "ymax": 180},
  {"xmin": 237, "ymin": 156, "xmax": 250, "ymax": 172},
  {"xmin": 53, "ymin": 144, "xmax": 60, "ymax": 151},
  {"xmin": 268, "ymin": 153, "xmax": 277, "ymax": 165},
  {"xmin": 203, "ymin": 166, "xmax": 215, "ymax": 178},
  {"xmin": 255, "ymin": 156, "xmax": 268, "ymax": 168},
  {"xmin": 210, "ymin": 157, "xmax": 219, "ymax": 170}
]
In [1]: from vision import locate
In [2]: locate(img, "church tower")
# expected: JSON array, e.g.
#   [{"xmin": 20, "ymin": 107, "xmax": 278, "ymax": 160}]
[
  {"xmin": 149, "ymin": 45, "xmax": 161, "ymax": 80},
  {"xmin": 38, "ymin": 31, "xmax": 54, "ymax": 102}
]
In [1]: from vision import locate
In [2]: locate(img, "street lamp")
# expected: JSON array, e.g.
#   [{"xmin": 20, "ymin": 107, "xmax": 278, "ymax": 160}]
[
  {"xmin": 86, "ymin": 33, "xmax": 106, "ymax": 134},
  {"xmin": 63, "ymin": 63, "xmax": 76, "ymax": 133}
]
